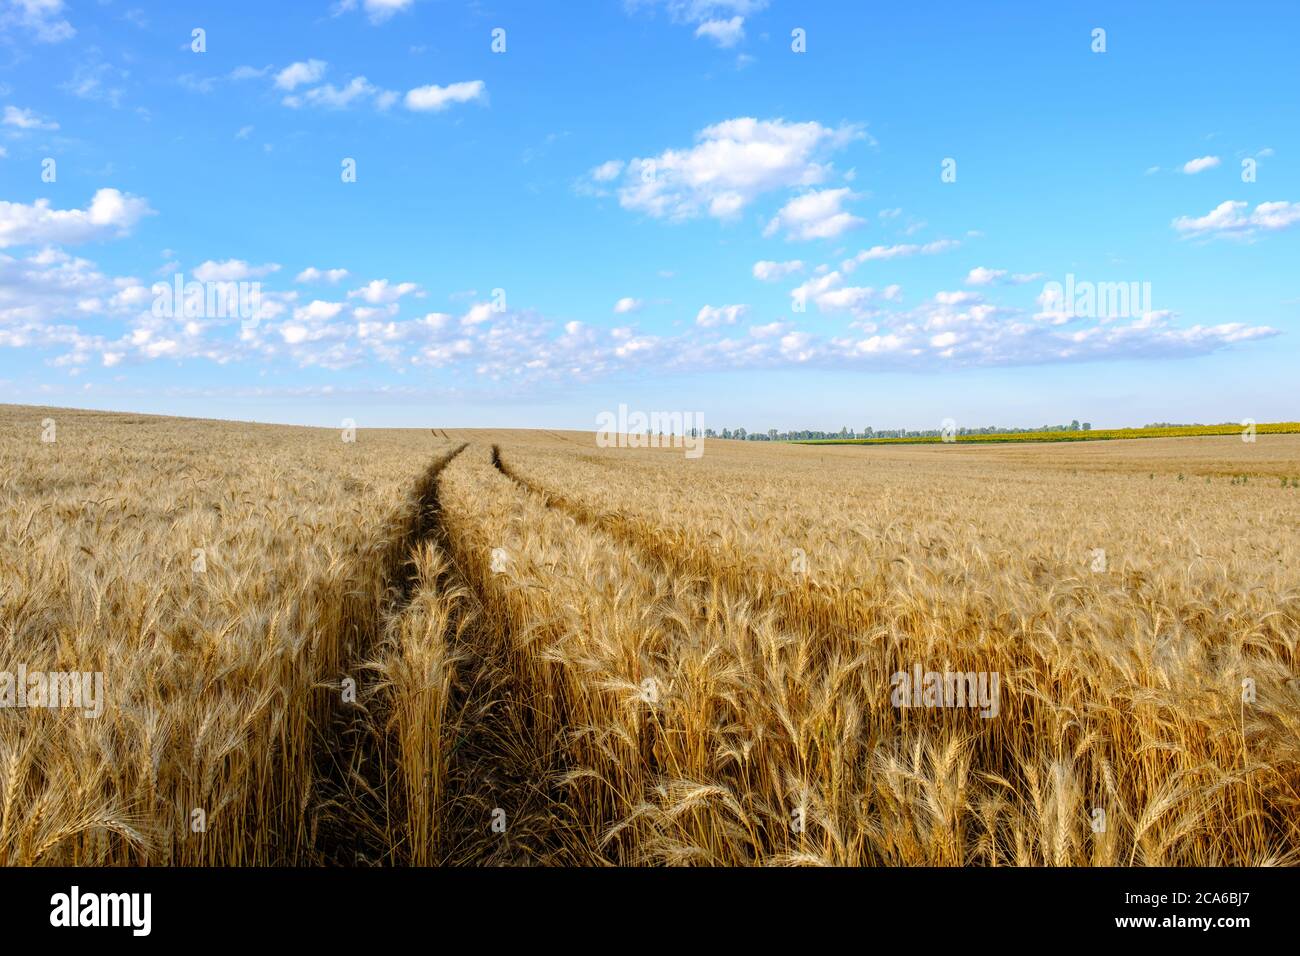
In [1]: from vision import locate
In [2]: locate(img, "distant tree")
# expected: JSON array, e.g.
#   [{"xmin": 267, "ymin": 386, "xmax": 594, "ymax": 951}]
[{"xmin": 1082, "ymin": 422, "xmax": 1092, "ymax": 431}]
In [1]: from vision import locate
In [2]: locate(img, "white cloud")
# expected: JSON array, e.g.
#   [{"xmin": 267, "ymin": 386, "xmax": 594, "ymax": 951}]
[
  {"xmin": 296, "ymin": 267, "xmax": 350, "ymax": 284},
  {"xmin": 0, "ymin": 189, "xmax": 153, "ymax": 248},
  {"xmin": 275, "ymin": 60, "xmax": 327, "ymax": 91},
  {"xmin": 193, "ymin": 259, "xmax": 280, "ymax": 281},
  {"xmin": 590, "ymin": 159, "xmax": 624, "ymax": 182},
  {"xmin": 965, "ymin": 266, "xmax": 1043, "ymax": 286},
  {"xmin": 0, "ymin": 248, "xmax": 1281, "ymax": 385},
  {"xmin": 631, "ymin": 0, "xmax": 769, "ymax": 26},
  {"xmin": 2, "ymin": 105, "xmax": 58, "ymax": 130},
  {"xmin": 230, "ymin": 65, "xmax": 272, "ymax": 81},
  {"xmin": 695, "ymin": 303, "xmax": 748, "ymax": 327},
  {"xmin": 348, "ymin": 279, "xmax": 422, "ymax": 304},
  {"xmin": 965, "ymin": 267, "xmax": 1004, "ymax": 286},
  {"xmin": 1172, "ymin": 200, "xmax": 1300, "ymax": 238},
  {"xmin": 752, "ymin": 259, "xmax": 804, "ymax": 281},
  {"xmin": 267, "ymin": 61, "xmax": 398, "ymax": 112},
  {"xmin": 285, "ymin": 76, "xmax": 389, "ymax": 110},
  {"xmin": 404, "ymin": 80, "xmax": 486, "ymax": 112},
  {"xmin": 748, "ymin": 321, "xmax": 786, "ymax": 338},
  {"xmin": 335, "ymin": 0, "xmax": 414, "ymax": 24},
  {"xmin": 764, "ymin": 188, "xmax": 863, "ymax": 240},
  {"xmin": 63, "ymin": 59, "xmax": 126, "ymax": 106},
  {"xmin": 695, "ymin": 16, "xmax": 744, "ymax": 47},
  {"xmin": 841, "ymin": 239, "xmax": 960, "ymax": 271},
  {"xmin": 597, "ymin": 117, "xmax": 863, "ymax": 223},
  {"xmin": 613, "ymin": 297, "xmax": 643, "ymax": 314},
  {"xmin": 461, "ymin": 302, "xmax": 495, "ymax": 326},
  {"xmin": 1182, "ymin": 155, "xmax": 1221, "ymax": 175},
  {"xmin": 294, "ymin": 300, "xmax": 346, "ymax": 322},
  {"xmin": 934, "ymin": 290, "xmax": 980, "ymax": 307},
  {"xmin": 1, "ymin": 0, "xmax": 74, "ymax": 42},
  {"xmin": 789, "ymin": 266, "xmax": 900, "ymax": 318},
  {"xmin": 0, "ymin": 247, "xmax": 129, "ymax": 325}
]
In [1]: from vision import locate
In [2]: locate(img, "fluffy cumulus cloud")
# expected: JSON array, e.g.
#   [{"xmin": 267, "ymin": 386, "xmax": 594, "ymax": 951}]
[
  {"xmin": 1, "ymin": 247, "xmax": 137, "ymax": 326},
  {"xmin": 3, "ymin": 104, "xmax": 59, "ymax": 129},
  {"xmin": 274, "ymin": 60, "xmax": 327, "ymax": 91},
  {"xmin": 296, "ymin": 267, "xmax": 350, "ymax": 284},
  {"xmin": 590, "ymin": 160, "xmax": 624, "ymax": 182},
  {"xmin": 964, "ymin": 267, "xmax": 1044, "ymax": 287},
  {"xmin": 695, "ymin": 303, "xmax": 748, "ymax": 327},
  {"xmin": 0, "ymin": 189, "xmax": 154, "ymax": 248},
  {"xmin": 613, "ymin": 297, "xmax": 643, "ymax": 314},
  {"xmin": 268, "ymin": 59, "xmax": 482, "ymax": 113},
  {"xmin": 404, "ymin": 80, "xmax": 486, "ymax": 112},
  {"xmin": 630, "ymin": 0, "xmax": 767, "ymax": 47},
  {"xmin": 332, "ymin": 0, "xmax": 415, "ymax": 25},
  {"xmin": 752, "ymin": 259, "xmax": 804, "ymax": 281},
  {"xmin": 709, "ymin": 291, "xmax": 1280, "ymax": 370},
  {"xmin": 591, "ymin": 117, "xmax": 862, "ymax": 223},
  {"xmin": 838, "ymin": 240, "xmax": 960, "ymax": 274},
  {"xmin": 0, "ymin": 0, "xmax": 75, "ymax": 42},
  {"xmin": 764, "ymin": 188, "xmax": 864, "ymax": 240},
  {"xmin": 348, "ymin": 278, "xmax": 422, "ymax": 305},
  {"xmin": 791, "ymin": 270, "xmax": 884, "ymax": 317},
  {"xmin": 747, "ymin": 320, "xmax": 786, "ymax": 339},
  {"xmin": 1182, "ymin": 155, "xmax": 1221, "ymax": 175},
  {"xmin": 1172, "ymin": 200, "xmax": 1300, "ymax": 239},
  {"xmin": 284, "ymin": 76, "xmax": 386, "ymax": 110},
  {"xmin": 192, "ymin": 259, "xmax": 281, "ymax": 281},
  {"xmin": 694, "ymin": 16, "xmax": 744, "ymax": 47},
  {"xmin": 0, "ymin": 234, "xmax": 1278, "ymax": 388}
]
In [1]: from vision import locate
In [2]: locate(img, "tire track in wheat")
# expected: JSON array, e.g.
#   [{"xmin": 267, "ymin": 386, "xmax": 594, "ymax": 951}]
[
  {"xmin": 320, "ymin": 439, "xmax": 564, "ymax": 864},
  {"xmin": 430, "ymin": 444, "xmax": 590, "ymax": 864},
  {"xmin": 311, "ymin": 442, "xmax": 465, "ymax": 864},
  {"xmin": 489, "ymin": 444, "xmax": 835, "ymax": 639}
]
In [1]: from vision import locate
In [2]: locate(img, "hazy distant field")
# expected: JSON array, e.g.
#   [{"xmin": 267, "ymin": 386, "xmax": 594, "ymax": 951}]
[{"xmin": 2, "ymin": 404, "xmax": 1297, "ymax": 865}]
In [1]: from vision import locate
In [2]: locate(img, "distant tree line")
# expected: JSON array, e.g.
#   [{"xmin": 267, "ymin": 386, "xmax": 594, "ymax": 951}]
[{"xmin": 702, "ymin": 421, "xmax": 1095, "ymax": 441}]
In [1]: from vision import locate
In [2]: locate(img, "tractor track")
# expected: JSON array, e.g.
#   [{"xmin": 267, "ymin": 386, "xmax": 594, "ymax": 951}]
[
  {"xmin": 308, "ymin": 439, "xmax": 593, "ymax": 865},
  {"xmin": 489, "ymin": 443, "xmax": 761, "ymax": 617},
  {"xmin": 309, "ymin": 442, "xmax": 467, "ymax": 864},
  {"xmin": 437, "ymin": 446, "xmax": 592, "ymax": 864}
]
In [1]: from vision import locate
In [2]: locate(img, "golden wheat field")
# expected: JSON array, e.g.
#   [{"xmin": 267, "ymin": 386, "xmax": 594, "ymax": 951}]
[{"xmin": 1, "ymin": 403, "xmax": 1297, "ymax": 867}]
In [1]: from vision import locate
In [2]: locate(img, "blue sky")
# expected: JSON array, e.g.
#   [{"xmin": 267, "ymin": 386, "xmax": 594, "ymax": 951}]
[{"xmin": 0, "ymin": 0, "xmax": 1297, "ymax": 430}]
